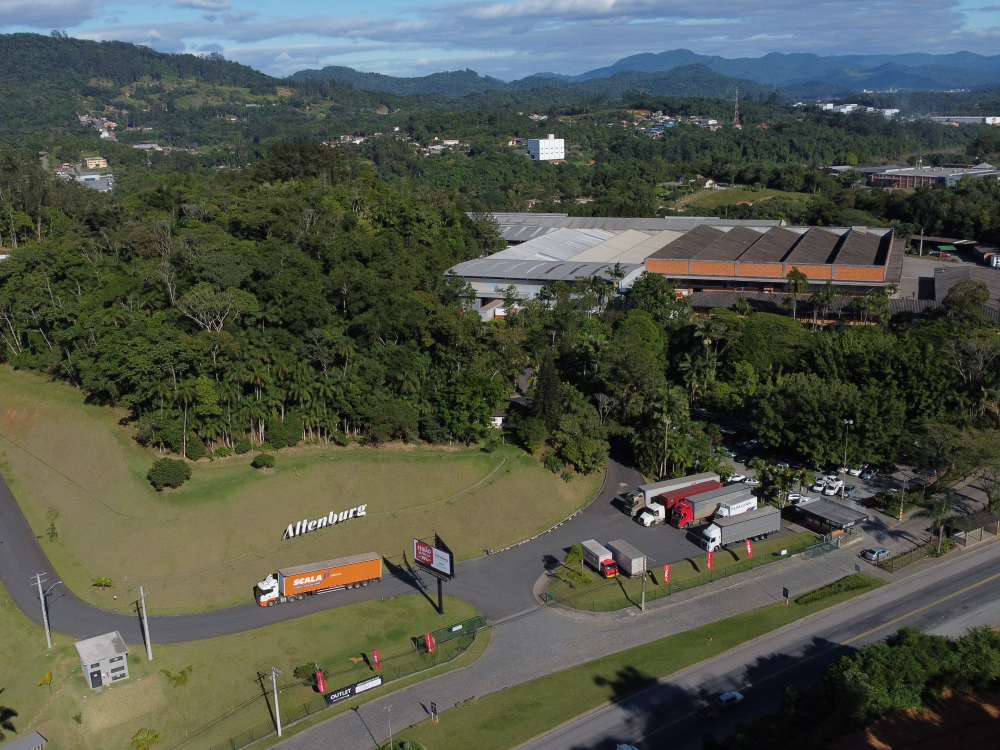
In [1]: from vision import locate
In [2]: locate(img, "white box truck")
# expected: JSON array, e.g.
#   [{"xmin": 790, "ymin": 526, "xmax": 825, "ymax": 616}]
[
  {"xmin": 581, "ymin": 539, "xmax": 619, "ymax": 578},
  {"xmin": 715, "ymin": 496, "xmax": 757, "ymax": 518},
  {"xmin": 606, "ymin": 539, "xmax": 647, "ymax": 578},
  {"xmin": 700, "ymin": 506, "xmax": 781, "ymax": 552}
]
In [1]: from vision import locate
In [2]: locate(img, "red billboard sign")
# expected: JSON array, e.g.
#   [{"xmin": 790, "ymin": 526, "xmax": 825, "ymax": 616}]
[
  {"xmin": 414, "ymin": 538, "xmax": 453, "ymax": 578},
  {"xmin": 372, "ymin": 650, "xmax": 381, "ymax": 670},
  {"xmin": 425, "ymin": 633, "xmax": 435, "ymax": 653},
  {"xmin": 706, "ymin": 552, "xmax": 713, "ymax": 570},
  {"xmin": 745, "ymin": 539, "xmax": 753, "ymax": 559},
  {"xmin": 663, "ymin": 564, "xmax": 670, "ymax": 583}
]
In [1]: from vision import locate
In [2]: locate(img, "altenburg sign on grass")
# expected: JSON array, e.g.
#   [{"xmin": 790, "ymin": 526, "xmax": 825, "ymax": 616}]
[{"xmin": 283, "ymin": 505, "xmax": 368, "ymax": 539}]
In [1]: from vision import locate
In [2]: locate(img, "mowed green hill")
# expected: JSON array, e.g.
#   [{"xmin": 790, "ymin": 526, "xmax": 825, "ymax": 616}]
[{"xmin": 0, "ymin": 367, "xmax": 601, "ymax": 613}]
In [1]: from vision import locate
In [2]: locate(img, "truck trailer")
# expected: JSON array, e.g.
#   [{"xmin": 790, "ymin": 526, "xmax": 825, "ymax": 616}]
[
  {"xmin": 256, "ymin": 552, "xmax": 382, "ymax": 606},
  {"xmin": 582, "ymin": 539, "xmax": 619, "ymax": 578},
  {"xmin": 671, "ymin": 485, "xmax": 755, "ymax": 529},
  {"xmin": 715, "ymin": 496, "xmax": 758, "ymax": 518},
  {"xmin": 623, "ymin": 473, "xmax": 720, "ymax": 516},
  {"xmin": 607, "ymin": 540, "xmax": 647, "ymax": 578},
  {"xmin": 700, "ymin": 506, "xmax": 781, "ymax": 552}
]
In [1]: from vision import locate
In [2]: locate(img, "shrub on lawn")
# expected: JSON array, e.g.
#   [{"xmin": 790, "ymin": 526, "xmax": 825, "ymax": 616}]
[
  {"xmin": 251, "ymin": 453, "xmax": 275, "ymax": 469},
  {"xmin": 234, "ymin": 438, "xmax": 251, "ymax": 454},
  {"xmin": 794, "ymin": 573, "xmax": 874, "ymax": 605},
  {"xmin": 213, "ymin": 446, "xmax": 232, "ymax": 458},
  {"xmin": 147, "ymin": 458, "xmax": 192, "ymax": 491},
  {"xmin": 184, "ymin": 435, "xmax": 207, "ymax": 461},
  {"xmin": 542, "ymin": 450, "xmax": 564, "ymax": 473}
]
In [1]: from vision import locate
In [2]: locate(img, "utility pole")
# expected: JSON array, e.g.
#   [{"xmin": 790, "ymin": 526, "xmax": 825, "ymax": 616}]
[
  {"xmin": 919, "ymin": 229, "xmax": 924, "ymax": 257},
  {"xmin": 271, "ymin": 667, "xmax": 283, "ymax": 737},
  {"xmin": 898, "ymin": 472, "xmax": 909, "ymax": 522},
  {"xmin": 842, "ymin": 419, "xmax": 853, "ymax": 500},
  {"xmin": 31, "ymin": 574, "xmax": 60, "ymax": 649},
  {"xmin": 385, "ymin": 705, "xmax": 393, "ymax": 750},
  {"xmin": 137, "ymin": 585, "xmax": 152, "ymax": 660},
  {"xmin": 641, "ymin": 571, "xmax": 647, "ymax": 613}
]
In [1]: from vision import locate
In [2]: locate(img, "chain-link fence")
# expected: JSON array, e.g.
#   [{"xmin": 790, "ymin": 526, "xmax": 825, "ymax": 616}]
[
  {"xmin": 878, "ymin": 539, "xmax": 938, "ymax": 573},
  {"xmin": 203, "ymin": 619, "xmax": 486, "ymax": 750}
]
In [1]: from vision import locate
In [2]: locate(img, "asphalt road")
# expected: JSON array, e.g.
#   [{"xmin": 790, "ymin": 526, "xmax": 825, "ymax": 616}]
[
  {"xmin": 0, "ymin": 457, "xmax": 666, "ymax": 643},
  {"xmin": 513, "ymin": 540, "xmax": 1000, "ymax": 750}
]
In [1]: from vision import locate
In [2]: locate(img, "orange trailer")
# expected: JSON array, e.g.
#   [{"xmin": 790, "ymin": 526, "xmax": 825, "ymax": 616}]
[{"xmin": 256, "ymin": 552, "xmax": 382, "ymax": 606}]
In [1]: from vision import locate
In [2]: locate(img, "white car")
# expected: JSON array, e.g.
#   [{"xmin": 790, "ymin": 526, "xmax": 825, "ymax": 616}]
[
  {"xmin": 823, "ymin": 474, "xmax": 839, "ymax": 484},
  {"xmin": 744, "ymin": 477, "xmax": 760, "ymax": 487},
  {"xmin": 787, "ymin": 492, "xmax": 801, "ymax": 503},
  {"xmin": 792, "ymin": 495, "xmax": 815, "ymax": 505},
  {"xmin": 823, "ymin": 484, "xmax": 840, "ymax": 496},
  {"xmin": 838, "ymin": 466, "xmax": 849, "ymax": 475},
  {"xmin": 811, "ymin": 481, "xmax": 826, "ymax": 492},
  {"xmin": 728, "ymin": 473, "xmax": 746, "ymax": 484},
  {"xmin": 848, "ymin": 466, "xmax": 864, "ymax": 477}
]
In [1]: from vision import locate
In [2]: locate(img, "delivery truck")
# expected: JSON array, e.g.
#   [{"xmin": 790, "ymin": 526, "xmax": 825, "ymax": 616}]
[
  {"xmin": 622, "ymin": 473, "xmax": 720, "ymax": 516},
  {"xmin": 581, "ymin": 539, "xmax": 619, "ymax": 578},
  {"xmin": 670, "ymin": 485, "xmax": 754, "ymax": 529},
  {"xmin": 256, "ymin": 552, "xmax": 382, "ymax": 606},
  {"xmin": 607, "ymin": 540, "xmax": 647, "ymax": 578},
  {"xmin": 715, "ymin": 496, "xmax": 758, "ymax": 518},
  {"xmin": 700, "ymin": 506, "xmax": 781, "ymax": 552}
]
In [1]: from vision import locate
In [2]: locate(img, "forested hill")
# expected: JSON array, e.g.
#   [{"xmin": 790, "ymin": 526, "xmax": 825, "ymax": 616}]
[{"xmin": 293, "ymin": 62, "xmax": 772, "ymax": 100}]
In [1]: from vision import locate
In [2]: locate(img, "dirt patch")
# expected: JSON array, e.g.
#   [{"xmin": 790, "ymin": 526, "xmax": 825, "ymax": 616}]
[{"xmin": 832, "ymin": 692, "xmax": 1000, "ymax": 750}]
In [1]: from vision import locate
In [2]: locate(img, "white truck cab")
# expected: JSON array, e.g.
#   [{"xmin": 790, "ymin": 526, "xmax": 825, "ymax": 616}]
[{"xmin": 256, "ymin": 574, "xmax": 279, "ymax": 605}]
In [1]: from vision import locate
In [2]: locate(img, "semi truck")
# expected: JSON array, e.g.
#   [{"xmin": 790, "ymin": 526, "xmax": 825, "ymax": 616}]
[
  {"xmin": 607, "ymin": 540, "xmax": 647, "ymax": 578},
  {"xmin": 622, "ymin": 473, "xmax": 721, "ymax": 516},
  {"xmin": 637, "ymin": 501, "xmax": 666, "ymax": 526},
  {"xmin": 581, "ymin": 539, "xmax": 619, "ymax": 578},
  {"xmin": 670, "ymin": 485, "xmax": 754, "ymax": 529},
  {"xmin": 715, "ymin": 496, "xmax": 757, "ymax": 518},
  {"xmin": 700, "ymin": 506, "xmax": 781, "ymax": 552},
  {"xmin": 256, "ymin": 552, "xmax": 382, "ymax": 606}
]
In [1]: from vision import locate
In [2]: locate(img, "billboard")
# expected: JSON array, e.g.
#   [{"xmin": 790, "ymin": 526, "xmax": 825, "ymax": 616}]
[
  {"xmin": 414, "ymin": 538, "xmax": 454, "ymax": 579},
  {"xmin": 324, "ymin": 675, "xmax": 383, "ymax": 705}
]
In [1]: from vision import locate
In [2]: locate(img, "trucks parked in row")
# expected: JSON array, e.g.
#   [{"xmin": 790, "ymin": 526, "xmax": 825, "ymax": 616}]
[
  {"xmin": 582, "ymin": 539, "xmax": 619, "ymax": 578},
  {"xmin": 623, "ymin": 473, "xmax": 720, "ymax": 517},
  {"xmin": 700, "ymin": 506, "xmax": 781, "ymax": 552},
  {"xmin": 607, "ymin": 540, "xmax": 647, "ymax": 578},
  {"xmin": 256, "ymin": 552, "xmax": 382, "ymax": 606},
  {"xmin": 670, "ymin": 485, "xmax": 755, "ymax": 529}
]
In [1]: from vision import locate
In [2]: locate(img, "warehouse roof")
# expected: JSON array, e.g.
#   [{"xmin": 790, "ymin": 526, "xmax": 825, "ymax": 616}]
[
  {"xmin": 449, "ymin": 257, "xmax": 641, "ymax": 283},
  {"xmin": 648, "ymin": 224, "xmax": 725, "ymax": 260},
  {"xmin": 481, "ymin": 212, "xmax": 781, "ymax": 242},
  {"xmin": 0, "ymin": 732, "xmax": 46, "ymax": 750},
  {"xmin": 738, "ymin": 226, "xmax": 803, "ymax": 263},
  {"xmin": 692, "ymin": 226, "xmax": 769, "ymax": 261},
  {"xmin": 489, "ymin": 228, "xmax": 613, "ymax": 260},
  {"xmin": 934, "ymin": 266, "xmax": 1000, "ymax": 303},
  {"xmin": 783, "ymin": 227, "xmax": 842, "ymax": 265},
  {"xmin": 797, "ymin": 499, "xmax": 868, "ymax": 529}
]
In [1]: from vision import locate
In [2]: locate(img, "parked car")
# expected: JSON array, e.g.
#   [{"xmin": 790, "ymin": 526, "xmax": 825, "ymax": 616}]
[
  {"xmin": 838, "ymin": 466, "xmax": 850, "ymax": 474},
  {"xmin": 715, "ymin": 691, "xmax": 745, "ymax": 710},
  {"xmin": 728, "ymin": 473, "xmax": 746, "ymax": 484},
  {"xmin": 812, "ymin": 481, "xmax": 826, "ymax": 492},
  {"xmin": 823, "ymin": 484, "xmax": 840, "ymax": 496},
  {"xmin": 744, "ymin": 477, "xmax": 760, "ymax": 487},
  {"xmin": 792, "ymin": 495, "xmax": 815, "ymax": 505},
  {"xmin": 861, "ymin": 469, "xmax": 877, "ymax": 481},
  {"xmin": 915, "ymin": 467, "xmax": 937, "ymax": 477},
  {"xmin": 776, "ymin": 461, "xmax": 789, "ymax": 469},
  {"xmin": 848, "ymin": 466, "xmax": 864, "ymax": 477},
  {"xmin": 745, "ymin": 439, "xmax": 759, "ymax": 449},
  {"xmin": 787, "ymin": 492, "xmax": 801, "ymax": 503},
  {"xmin": 844, "ymin": 485, "xmax": 857, "ymax": 497},
  {"xmin": 862, "ymin": 547, "xmax": 891, "ymax": 562}
]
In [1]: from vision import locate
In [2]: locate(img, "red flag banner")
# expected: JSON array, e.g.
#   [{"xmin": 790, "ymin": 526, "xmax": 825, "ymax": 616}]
[
  {"xmin": 372, "ymin": 650, "xmax": 381, "ymax": 670},
  {"xmin": 746, "ymin": 539, "xmax": 753, "ymax": 559},
  {"xmin": 425, "ymin": 633, "xmax": 435, "ymax": 653},
  {"xmin": 706, "ymin": 552, "xmax": 714, "ymax": 570},
  {"xmin": 664, "ymin": 564, "xmax": 670, "ymax": 583}
]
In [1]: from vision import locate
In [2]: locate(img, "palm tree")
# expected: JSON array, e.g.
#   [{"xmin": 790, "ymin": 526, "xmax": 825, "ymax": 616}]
[
  {"xmin": 653, "ymin": 386, "xmax": 689, "ymax": 479},
  {"xmin": 920, "ymin": 496, "xmax": 954, "ymax": 554},
  {"xmin": 809, "ymin": 281, "xmax": 837, "ymax": 331},
  {"xmin": 0, "ymin": 690, "xmax": 17, "ymax": 740},
  {"xmin": 786, "ymin": 268, "xmax": 809, "ymax": 321},
  {"xmin": 733, "ymin": 296, "xmax": 752, "ymax": 317},
  {"xmin": 131, "ymin": 728, "xmax": 161, "ymax": 749}
]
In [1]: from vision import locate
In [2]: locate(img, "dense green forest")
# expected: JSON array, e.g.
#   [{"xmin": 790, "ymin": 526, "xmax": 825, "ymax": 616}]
[
  {"xmin": 2, "ymin": 142, "xmax": 999, "ymax": 485},
  {"xmin": 713, "ymin": 625, "xmax": 1000, "ymax": 750}
]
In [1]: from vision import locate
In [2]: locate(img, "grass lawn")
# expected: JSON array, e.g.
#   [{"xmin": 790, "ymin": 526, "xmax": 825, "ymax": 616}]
[
  {"xmin": 548, "ymin": 531, "xmax": 818, "ymax": 610},
  {"xmin": 396, "ymin": 574, "xmax": 885, "ymax": 750},
  {"xmin": 679, "ymin": 187, "xmax": 813, "ymax": 211},
  {"xmin": 0, "ymin": 578, "xmax": 485, "ymax": 750},
  {"xmin": 0, "ymin": 366, "xmax": 601, "ymax": 613}
]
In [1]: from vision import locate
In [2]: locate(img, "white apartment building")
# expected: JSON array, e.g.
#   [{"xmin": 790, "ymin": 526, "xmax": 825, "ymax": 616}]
[{"xmin": 527, "ymin": 134, "xmax": 565, "ymax": 162}]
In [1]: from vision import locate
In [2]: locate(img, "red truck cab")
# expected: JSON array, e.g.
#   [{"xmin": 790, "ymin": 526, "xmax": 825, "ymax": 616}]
[
  {"xmin": 599, "ymin": 560, "xmax": 619, "ymax": 578},
  {"xmin": 670, "ymin": 501, "xmax": 696, "ymax": 529}
]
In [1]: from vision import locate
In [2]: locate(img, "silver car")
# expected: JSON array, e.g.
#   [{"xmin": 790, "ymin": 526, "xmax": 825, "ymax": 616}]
[{"xmin": 862, "ymin": 547, "xmax": 891, "ymax": 562}]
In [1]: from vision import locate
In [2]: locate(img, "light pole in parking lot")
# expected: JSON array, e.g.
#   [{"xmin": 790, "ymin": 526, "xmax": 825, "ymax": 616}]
[{"xmin": 842, "ymin": 419, "xmax": 853, "ymax": 499}]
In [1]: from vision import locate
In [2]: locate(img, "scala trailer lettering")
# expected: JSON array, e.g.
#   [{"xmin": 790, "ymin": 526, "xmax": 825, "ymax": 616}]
[{"xmin": 284, "ymin": 505, "xmax": 367, "ymax": 540}]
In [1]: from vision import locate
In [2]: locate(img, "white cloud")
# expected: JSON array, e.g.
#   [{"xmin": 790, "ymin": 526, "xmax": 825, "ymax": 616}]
[
  {"xmin": 0, "ymin": 0, "xmax": 109, "ymax": 28},
  {"xmin": 172, "ymin": 0, "xmax": 230, "ymax": 9}
]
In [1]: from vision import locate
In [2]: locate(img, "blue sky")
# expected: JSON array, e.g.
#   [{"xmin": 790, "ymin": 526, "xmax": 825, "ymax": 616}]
[{"xmin": 2, "ymin": 0, "xmax": 999, "ymax": 79}]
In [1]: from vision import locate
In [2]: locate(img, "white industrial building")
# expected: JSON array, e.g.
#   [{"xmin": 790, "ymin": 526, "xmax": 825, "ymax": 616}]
[
  {"xmin": 75, "ymin": 631, "xmax": 130, "ymax": 689},
  {"xmin": 527, "ymin": 135, "xmax": 565, "ymax": 162}
]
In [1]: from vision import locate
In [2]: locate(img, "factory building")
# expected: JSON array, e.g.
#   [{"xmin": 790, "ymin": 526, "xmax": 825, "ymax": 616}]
[
  {"xmin": 527, "ymin": 135, "xmax": 565, "ymax": 162},
  {"xmin": 450, "ymin": 214, "xmax": 899, "ymax": 319},
  {"xmin": 867, "ymin": 163, "xmax": 999, "ymax": 188}
]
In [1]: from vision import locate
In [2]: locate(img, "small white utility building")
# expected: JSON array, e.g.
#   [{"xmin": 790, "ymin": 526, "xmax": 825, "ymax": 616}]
[
  {"xmin": 527, "ymin": 134, "xmax": 564, "ymax": 161},
  {"xmin": 75, "ymin": 631, "xmax": 130, "ymax": 689}
]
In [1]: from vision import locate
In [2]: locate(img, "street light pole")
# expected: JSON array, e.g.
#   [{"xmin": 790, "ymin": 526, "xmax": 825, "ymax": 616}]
[
  {"xmin": 385, "ymin": 705, "xmax": 394, "ymax": 750},
  {"xmin": 842, "ymin": 419, "xmax": 853, "ymax": 500},
  {"xmin": 271, "ymin": 667, "xmax": 283, "ymax": 737},
  {"xmin": 899, "ymin": 472, "xmax": 909, "ymax": 521},
  {"xmin": 137, "ymin": 585, "xmax": 152, "ymax": 660},
  {"xmin": 31, "ymin": 574, "xmax": 61, "ymax": 648}
]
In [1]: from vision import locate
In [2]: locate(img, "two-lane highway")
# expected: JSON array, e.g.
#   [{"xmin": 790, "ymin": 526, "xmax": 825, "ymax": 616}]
[{"xmin": 514, "ymin": 539, "xmax": 1000, "ymax": 750}]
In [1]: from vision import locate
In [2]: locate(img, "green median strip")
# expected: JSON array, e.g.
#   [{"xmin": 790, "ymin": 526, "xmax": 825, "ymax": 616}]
[{"xmin": 395, "ymin": 574, "xmax": 883, "ymax": 750}]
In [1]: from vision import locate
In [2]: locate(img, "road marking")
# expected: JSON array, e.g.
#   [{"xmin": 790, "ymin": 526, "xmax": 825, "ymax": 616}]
[{"xmin": 633, "ymin": 568, "xmax": 1000, "ymax": 746}]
